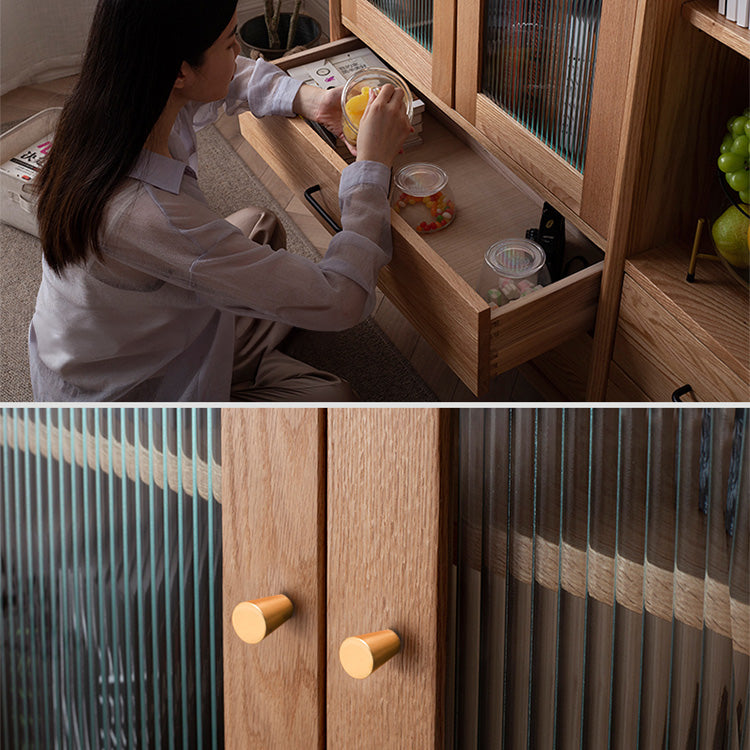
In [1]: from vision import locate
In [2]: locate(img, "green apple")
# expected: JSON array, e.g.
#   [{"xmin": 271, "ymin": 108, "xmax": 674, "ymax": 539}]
[{"xmin": 711, "ymin": 204, "xmax": 750, "ymax": 269}]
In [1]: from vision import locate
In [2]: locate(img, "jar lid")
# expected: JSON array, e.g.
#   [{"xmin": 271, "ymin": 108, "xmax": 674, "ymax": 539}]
[
  {"xmin": 394, "ymin": 163, "xmax": 448, "ymax": 197},
  {"xmin": 341, "ymin": 67, "xmax": 413, "ymax": 136},
  {"xmin": 485, "ymin": 239, "xmax": 546, "ymax": 278}
]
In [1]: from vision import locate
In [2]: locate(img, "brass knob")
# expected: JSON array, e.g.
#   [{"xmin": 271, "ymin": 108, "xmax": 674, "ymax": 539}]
[
  {"xmin": 339, "ymin": 629, "xmax": 401, "ymax": 679},
  {"xmin": 231, "ymin": 595, "xmax": 293, "ymax": 644}
]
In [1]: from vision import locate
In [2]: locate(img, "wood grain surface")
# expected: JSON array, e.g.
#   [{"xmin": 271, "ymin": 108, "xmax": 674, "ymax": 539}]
[
  {"xmin": 222, "ymin": 409, "xmax": 326, "ymax": 750},
  {"xmin": 613, "ymin": 274, "xmax": 749, "ymax": 401},
  {"xmin": 326, "ymin": 409, "xmax": 451, "ymax": 750}
]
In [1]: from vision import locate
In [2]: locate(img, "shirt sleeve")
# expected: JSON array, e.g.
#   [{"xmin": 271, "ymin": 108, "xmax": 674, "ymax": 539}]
[
  {"xmin": 104, "ymin": 160, "xmax": 393, "ymax": 332},
  {"xmin": 188, "ymin": 56, "xmax": 304, "ymax": 131}
]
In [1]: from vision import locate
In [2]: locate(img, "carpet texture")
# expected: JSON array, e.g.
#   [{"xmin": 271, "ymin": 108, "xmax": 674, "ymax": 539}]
[{"xmin": 0, "ymin": 121, "xmax": 436, "ymax": 402}]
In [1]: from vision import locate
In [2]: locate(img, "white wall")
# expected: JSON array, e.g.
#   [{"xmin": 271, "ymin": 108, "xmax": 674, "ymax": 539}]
[
  {"xmin": 1, "ymin": 0, "xmax": 97, "ymax": 95},
  {"xmin": 1, "ymin": 0, "xmax": 330, "ymax": 96}
]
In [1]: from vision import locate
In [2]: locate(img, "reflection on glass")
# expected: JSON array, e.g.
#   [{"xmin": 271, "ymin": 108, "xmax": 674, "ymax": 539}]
[
  {"xmin": 482, "ymin": 0, "xmax": 602, "ymax": 172},
  {"xmin": 367, "ymin": 0, "xmax": 434, "ymax": 51},
  {"xmin": 452, "ymin": 408, "xmax": 749, "ymax": 748},
  {"xmin": 0, "ymin": 408, "xmax": 222, "ymax": 750}
]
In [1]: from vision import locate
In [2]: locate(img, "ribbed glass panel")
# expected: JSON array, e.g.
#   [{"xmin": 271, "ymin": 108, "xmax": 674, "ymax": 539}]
[
  {"xmin": 482, "ymin": 0, "xmax": 602, "ymax": 172},
  {"xmin": 453, "ymin": 408, "xmax": 750, "ymax": 748},
  {"xmin": 367, "ymin": 0, "xmax": 433, "ymax": 51},
  {"xmin": 0, "ymin": 407, "xmax": 223, "ymax": 749}
]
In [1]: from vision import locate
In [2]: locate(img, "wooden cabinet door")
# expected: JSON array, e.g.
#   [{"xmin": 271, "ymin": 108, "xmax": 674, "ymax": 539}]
[
  {"xmin": 335, "ymin": 0, "xmax": 456, "ymax": 106},
  {"xmin": 222, "ymin": 409, "xmax": 327, "ymax": 750},
  {"xmin": 326, "ymin": 409, "xmax": 451, "ymax": 749},
  {"xmin": 454, "ymin": 0, "xmax": 636, "ymax": 240}
]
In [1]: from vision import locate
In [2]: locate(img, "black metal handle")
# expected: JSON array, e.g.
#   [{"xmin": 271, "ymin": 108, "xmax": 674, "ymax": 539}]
[
  {"xmin": 304, "ymin": 185, "xmax": 342, "ymax": 233},
  {"xmin": 671, "ymin": 384, "xmax": 693, "ymax": 402}
]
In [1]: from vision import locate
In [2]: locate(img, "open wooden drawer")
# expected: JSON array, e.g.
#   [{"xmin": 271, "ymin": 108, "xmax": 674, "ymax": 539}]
[{"xmin": 240, "ymin": 39, "xmax": 603, "ymax": 395}]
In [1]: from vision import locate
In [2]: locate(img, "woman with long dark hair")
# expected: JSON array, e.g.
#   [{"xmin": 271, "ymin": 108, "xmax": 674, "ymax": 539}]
[{"xmin": 30, "ymin": 0, "xmax": 411, "ymax": 401}]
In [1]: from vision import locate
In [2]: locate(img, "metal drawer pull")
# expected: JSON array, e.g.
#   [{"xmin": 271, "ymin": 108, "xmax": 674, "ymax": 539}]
[
  {"xmin": 339, "ymin": 629, "xmax": 401, "ymax": 679},
  {"xmin": 304, "ymin": 184, "xmax": 342, "ymax": 233},
  {"xmin": 671, "ymin": 384, "xmax": 693, "ymax": 402},
  {"xmin": 231, "ymin": 594, "xmax": 293, "ymax": 644}
]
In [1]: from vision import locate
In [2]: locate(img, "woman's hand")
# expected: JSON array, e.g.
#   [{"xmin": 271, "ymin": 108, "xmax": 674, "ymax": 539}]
[
  {"xmin": 355, "ymin": 84, "xmax": 412, "ymax": 167},
  {"xmin": 292, "ymin": 84, "xmax": 347, "ymax": 139}
]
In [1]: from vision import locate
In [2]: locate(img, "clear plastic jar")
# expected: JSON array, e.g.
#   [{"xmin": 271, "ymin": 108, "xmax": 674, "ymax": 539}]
[
  {"xmin": 341, "ymin": 67, "xmax": 413, "ymax": 147},
  {"xmin": 483, "ymin": 238, "xmax": 548, "ymax": 306},
  {"xmin": 392, "ymin": 163, "xmax": 456, "ymax": 234}
]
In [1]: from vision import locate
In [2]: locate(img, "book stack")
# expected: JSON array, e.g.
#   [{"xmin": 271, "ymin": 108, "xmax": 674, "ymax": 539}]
[
  {"xmin": 287, "ymin": 47, "xmax": 425, "ymax": 163},
  {"xmin": 718, "ymin": 0, "xmax": 750, "ymax": 28}
]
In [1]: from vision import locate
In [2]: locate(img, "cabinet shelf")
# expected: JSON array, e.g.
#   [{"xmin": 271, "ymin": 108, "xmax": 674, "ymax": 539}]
[
  {"xmin": 626, "ymin": 244, "xmax": 750, "ymax": 383},
  {"xmin": 682, "ymin": 0, "xmax": 750, "ymax": 58}
]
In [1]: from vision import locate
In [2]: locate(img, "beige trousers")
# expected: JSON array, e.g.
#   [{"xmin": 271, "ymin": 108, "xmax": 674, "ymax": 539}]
[{"xmin": 226, "ymin": 207, "xmax": 354, "ymax": 402}]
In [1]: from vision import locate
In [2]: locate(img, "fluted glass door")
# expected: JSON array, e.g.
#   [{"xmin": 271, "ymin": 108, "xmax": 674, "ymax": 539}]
[
  {"xmin": 0, "ymin": 408, "xmax": 222, "ymax": 750},
  {"xmin": 451, "ymin": 408, "xmax": 749, "ymax": 748}
]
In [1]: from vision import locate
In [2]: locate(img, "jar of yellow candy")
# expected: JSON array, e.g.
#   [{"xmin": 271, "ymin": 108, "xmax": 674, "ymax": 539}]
[
  {"xmin": 341, "ymin": 67, "xmax": 413, "ymax": 147},
  {"xmin": 392, "ymin": 163, "xmax": 456, "ymax": 234}
]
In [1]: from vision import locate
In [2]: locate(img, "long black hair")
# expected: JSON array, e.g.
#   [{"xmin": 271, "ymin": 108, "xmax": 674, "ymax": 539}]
[{"xmin": 35, "ymin": 0, "xmax": 237, "ymax": 273}]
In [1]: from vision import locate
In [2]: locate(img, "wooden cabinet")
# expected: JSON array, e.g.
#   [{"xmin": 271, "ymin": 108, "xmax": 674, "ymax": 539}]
[
  {"xmin": 240, "ymin": 0, "xmax": 748, "ymax": 399},
  {"xmin": 221, "ymin": 407, "xmax": 749, "ymax": 748},
  {"xmin": 337, "ymin": 0, "xmax": 455, "ymax": 105},
  {"xmin": 611, "ymin": 268, "xmax": 749, "ymax": 402},
  {"xmin": 453, "ymin": 0, "xmax": 634, "ymax": 241},
  {"xmin": 240, "ymin": 37, "xmax": 603, "ymax": 396},
  {"xmin": 222, "ymin": 408, "xmax": 450, "ymax": 749},
  {"xmin": 588, "ymin": 0, "xmax": 749, "ymax": 400},
  {"xmin": 222, "ymin": 409, "xmax": 327, "ymax": 748}
]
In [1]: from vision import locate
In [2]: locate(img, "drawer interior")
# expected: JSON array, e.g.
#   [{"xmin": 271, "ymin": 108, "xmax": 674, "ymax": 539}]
[{"xmin": 302, "ymin": 105, "xmax": 603, "ymax": 304}]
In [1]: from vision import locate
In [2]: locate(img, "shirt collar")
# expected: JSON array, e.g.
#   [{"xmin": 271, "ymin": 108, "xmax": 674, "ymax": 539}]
[{"xmin": 128, "ymin": 149, "xmax": 196, "ymax": 194}]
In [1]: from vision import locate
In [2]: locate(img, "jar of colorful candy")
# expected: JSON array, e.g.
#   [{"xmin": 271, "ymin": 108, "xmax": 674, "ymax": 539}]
[
  {"xmin": 341, "ymin": 67, "xmax": 413, "ymax": 147},
  {"xmin": 392, "ymin": 163, "xmax": 456, "ymax": 234},
  {"xmin": 483, "ymin": 238, "xmax": 548, "ymax": 307}
]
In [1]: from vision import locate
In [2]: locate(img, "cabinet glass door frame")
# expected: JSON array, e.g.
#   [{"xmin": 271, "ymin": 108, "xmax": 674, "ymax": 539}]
[
  {"xmin": 334, "ymin": 0, "xmax": 456, "ymax": 106},
  {"xmin": 454, "ymin": 0, "xmax": 637, "ymax": 240}
]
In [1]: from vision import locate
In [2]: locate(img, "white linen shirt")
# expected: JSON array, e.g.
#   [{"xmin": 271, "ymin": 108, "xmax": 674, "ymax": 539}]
[{"xmin": 29, "ymin": 56, "xmax": 393, "ymax": 402}]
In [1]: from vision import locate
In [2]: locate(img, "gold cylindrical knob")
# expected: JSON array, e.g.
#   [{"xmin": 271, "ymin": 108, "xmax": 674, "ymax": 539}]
[
  {"xmin": 339, "ymin": 629, "xmax": 401, "ymax": 679},
  {"xmin": 232, "ymin": 595, "xmax": 293, "ymax": 644}
]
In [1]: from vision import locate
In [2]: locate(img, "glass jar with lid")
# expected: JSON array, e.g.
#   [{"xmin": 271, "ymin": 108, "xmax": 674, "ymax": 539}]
[
  {"xmin": 341, "ymin": 67, "xmax": 413, "ymax": 147},
  {"xmin": 391, "ymin": 163, "xmax": 456, "ymax": 234},
  {"xmin": 482, "ymin": 238, "xmax": 549, "ymax": 306}
]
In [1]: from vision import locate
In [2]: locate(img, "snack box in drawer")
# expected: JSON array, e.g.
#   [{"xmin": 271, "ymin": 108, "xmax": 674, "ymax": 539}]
[
  {"xmin": 0, "ymin": 107, "xmax": 60, "ymax": 237},
  {"xmin": 240, "ymin": 39, "xmax": 604, "ymax": 395}
]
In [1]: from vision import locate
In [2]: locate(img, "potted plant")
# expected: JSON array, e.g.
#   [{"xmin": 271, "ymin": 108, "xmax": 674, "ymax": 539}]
[{"xmin": 239, "ymin": 1, "xmax": 322, "ymax": 60}]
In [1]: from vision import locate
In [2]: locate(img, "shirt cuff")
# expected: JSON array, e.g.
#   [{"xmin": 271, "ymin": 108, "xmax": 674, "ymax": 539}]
[
  {"xmin": 227, "ymin": 56, "xmax": 303, "ymax": 118},
  {"xmin": 339, "ymin": 160, "xmax": 392, "ymax": 194}
]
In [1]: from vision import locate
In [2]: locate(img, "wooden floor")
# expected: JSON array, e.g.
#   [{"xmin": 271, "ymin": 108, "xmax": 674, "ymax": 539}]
[{"xmin": 1, "ymin": 76, "xmax": 545, "ymax": 402}]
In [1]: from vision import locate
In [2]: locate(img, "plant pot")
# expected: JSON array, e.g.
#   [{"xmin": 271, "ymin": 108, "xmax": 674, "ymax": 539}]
[{"xmin": 239, "ymin": 13, "xmax": 322, "ymax": 60}]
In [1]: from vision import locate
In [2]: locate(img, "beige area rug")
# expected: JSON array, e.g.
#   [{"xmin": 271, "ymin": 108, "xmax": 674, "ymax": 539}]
[{"xmin": 0, "ymin": 121, "xmax": 436, "ymax": 402}]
